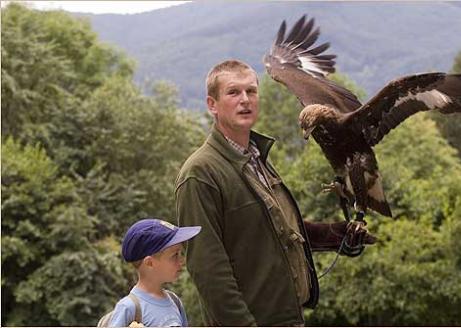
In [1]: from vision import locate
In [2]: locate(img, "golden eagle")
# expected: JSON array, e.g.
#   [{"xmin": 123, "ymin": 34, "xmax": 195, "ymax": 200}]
[{"xmin": 263, "ymin": 15, "xmax": 461, "ymax": 223}]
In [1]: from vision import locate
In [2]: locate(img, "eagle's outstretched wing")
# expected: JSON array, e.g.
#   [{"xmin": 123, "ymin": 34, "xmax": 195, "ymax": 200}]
[
  {"xmin": 349, "ymin": 73, "xmax": 461, "ymax": 146},
  {"xmin": 263, "ymin": 15, "xmax": 362, "ymax": 113}
]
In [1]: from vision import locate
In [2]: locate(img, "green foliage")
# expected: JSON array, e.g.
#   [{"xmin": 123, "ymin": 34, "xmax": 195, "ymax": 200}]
[
  {"xmin": 374, "ymin": 115, "xmax": 461, "ymax": 223},
  {"xmin": 1, "ymin": 2, "xmax": 134, "ymax": 139},
  {"xmin": 1, "ymin": 138, "xmax": 123, "ymax": 326},
  {"xmin": 329, "ymin": 72, "xmax": 367, "ymax": 102},
  {"xmin": 308, "ymin": 216, "xmax": 461, "ymax": 326},
  {"xmin": 451, "ymin": 50, "xmax": 461, "ymax": 73},
  {"xmin": 1, "ymin": 138, "xmax": 89, "ymax": 264},
  {"xmin": 431, "ymin": 112, "xmax": 461, "ymax": 158},
  {"xmin": 14, "ymin": 249, "xmax": 130, "ymax": 326},
  {"xmin": 429, "ymin": 49, "xmax": 461, "ymax": 157},
  {"xmin": 69, "ymin": 77, "xmax": 205, "ymax": 237},
  {"xmin": 256, "ymin": 75, "xmax": 304, "ymax": 156},
  {"xmin": 1, "ymin": 4, "xmax": 205, "ymax": 326}
]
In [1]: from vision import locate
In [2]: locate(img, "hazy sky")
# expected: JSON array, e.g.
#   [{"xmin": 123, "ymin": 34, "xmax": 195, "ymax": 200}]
[{"xmin": 2, "ymin": 1, "xmax": 189, "ymax": 14}]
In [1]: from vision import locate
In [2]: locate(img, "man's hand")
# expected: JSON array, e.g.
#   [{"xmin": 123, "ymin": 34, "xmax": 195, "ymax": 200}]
[
  {"xmin": 303, "ymin": 220, "xmax": 377, "ymax": 257},
  {"xmin": 341, "ymin": 220, "xmax": 377, "ymax": 257}
]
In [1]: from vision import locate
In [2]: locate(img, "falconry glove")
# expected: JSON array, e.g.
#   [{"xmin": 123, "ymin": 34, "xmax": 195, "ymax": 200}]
[{"xmin": 303, "ymin": 220, "xmax": 377, "ymax": 257}]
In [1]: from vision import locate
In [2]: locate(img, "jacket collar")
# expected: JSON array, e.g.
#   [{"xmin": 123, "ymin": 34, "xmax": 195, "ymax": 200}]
[{"xmin": 207, "ymin": 124, "xmax": 275, "ymax": 168}]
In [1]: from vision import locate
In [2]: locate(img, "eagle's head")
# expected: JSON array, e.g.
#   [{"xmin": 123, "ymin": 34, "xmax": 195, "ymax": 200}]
[{"xmin": 299, "ymin": 104, "xmax": 337, "ymax": 139}]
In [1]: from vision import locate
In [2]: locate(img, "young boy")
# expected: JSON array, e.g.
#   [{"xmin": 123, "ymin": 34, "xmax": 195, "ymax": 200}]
[{"xmin": 109, "ymin": 218, "xmax": 201, "ymax": 327}]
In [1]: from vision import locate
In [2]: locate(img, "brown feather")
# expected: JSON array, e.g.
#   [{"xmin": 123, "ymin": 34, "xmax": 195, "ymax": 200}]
[{"xmin": 350, "ymin": 73, "xmax": 461, "ymax": 146}]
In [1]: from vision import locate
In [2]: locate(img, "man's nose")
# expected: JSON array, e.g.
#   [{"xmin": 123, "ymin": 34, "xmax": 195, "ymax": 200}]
[{"xmin": 240, "ymin": 91, "xmax": 249, "ymax": 103}]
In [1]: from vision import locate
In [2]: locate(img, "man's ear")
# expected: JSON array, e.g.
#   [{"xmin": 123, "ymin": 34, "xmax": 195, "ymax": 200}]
[{"xmin": 207, "ymin": 96, "xmax": 217, "ymax": 116}]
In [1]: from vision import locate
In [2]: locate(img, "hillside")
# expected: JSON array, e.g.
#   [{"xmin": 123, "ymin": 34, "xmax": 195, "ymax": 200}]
[{"xmin": 80, "ymin": 2, "xmax": 461, "ymax": 109}]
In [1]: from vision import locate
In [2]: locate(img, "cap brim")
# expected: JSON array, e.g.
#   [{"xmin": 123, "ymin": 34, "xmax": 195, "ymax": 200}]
[{"xmin": 160, "ymin": 226, "xmax": 202, "ymax": 250}]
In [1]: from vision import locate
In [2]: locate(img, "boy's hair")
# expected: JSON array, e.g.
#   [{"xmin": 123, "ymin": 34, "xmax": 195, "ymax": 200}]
[
  {"xmin": 206, "ymin": 59, "xmax": 258, "ymax": 100},
  {"xmin": 130, "ymin": 250, "xmax": 163, "ymax": 269},
  {"xmin": 131, "ymin": 259, "xmax": 143, "ymax": 269}
]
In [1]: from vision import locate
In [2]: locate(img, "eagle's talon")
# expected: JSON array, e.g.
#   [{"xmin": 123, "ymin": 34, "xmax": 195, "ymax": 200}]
[
  {"xmin": 321, "ymin": 182, "xmax": 335, "ymax": 193},
  {"xmin": 354, "ymin": 222, "xmax": 363, "ymax": 233},
  {"xmin": 321, "ymin": 181, "xmax": 347, "ymax": 199}
]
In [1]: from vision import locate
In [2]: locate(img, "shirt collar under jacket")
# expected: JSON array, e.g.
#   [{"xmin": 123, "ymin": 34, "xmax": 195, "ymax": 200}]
[
  {"xmin": 224, "ymin": 135, "xmax": 261, "ymax": 158},
  {"xmin": 207, "ymin": 124, "xmax": 275, "ymax": 169}
]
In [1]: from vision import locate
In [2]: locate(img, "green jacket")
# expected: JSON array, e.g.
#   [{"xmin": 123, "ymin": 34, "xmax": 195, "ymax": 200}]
[{"xmin": 175, "ymin": 125, "xmax": 319, "ymax": 326}]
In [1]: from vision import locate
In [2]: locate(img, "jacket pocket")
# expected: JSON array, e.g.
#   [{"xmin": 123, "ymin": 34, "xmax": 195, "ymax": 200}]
[{"xmin": 288, "ymin": 230, "xmax": 311, "ymax": 304}]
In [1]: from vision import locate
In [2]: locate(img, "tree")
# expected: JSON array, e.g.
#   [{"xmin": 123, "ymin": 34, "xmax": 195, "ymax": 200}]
[
  {"xmin": 1, "ymin": 3, "xmax": 134, "ymax": 139},
  {"xmin": 451, "ymin": 50, "xmax": 461, "ymax": 73},
  {"xmin": 429, "ymin": 49, "xmax": 461, "ymax": 157},
  {"xmin": 256, "ymin": 75, "xmax": 304, "ymax": 157},
  {"xmin": 1, "ymin": 4, "xmax": 206, "ymax": 326},
  {"xmin": 1, "ymin": 138, "xmax": 130, "ymax": 326},
  {"xmin": 66, "ymin": 78, "xmax": 205, "ymax": 238}
]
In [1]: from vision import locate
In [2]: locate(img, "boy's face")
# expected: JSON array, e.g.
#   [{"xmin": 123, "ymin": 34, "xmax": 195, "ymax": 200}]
[{"xmin": 150, "ymin": 243, "xmax": 185, "ymax": 283}]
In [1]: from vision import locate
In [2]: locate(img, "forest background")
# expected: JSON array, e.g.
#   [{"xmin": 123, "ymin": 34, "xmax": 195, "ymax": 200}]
[{"xmin": 2, "ymin": 2, "xmax": 461, "ymax": 326}]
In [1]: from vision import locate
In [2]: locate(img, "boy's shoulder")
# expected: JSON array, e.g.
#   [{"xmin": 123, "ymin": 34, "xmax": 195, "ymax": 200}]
[
  {"xmin": 99, "ymin": 293, "xmax": 140, "ymax": 327},
  {"xmin": 108, "ymin": 289, "xmax": 187, "ymax": 327},
  {"xmin": 130, "ymin": 288, "xmax": 182, "ymax": 311},
  {"xmin": 116, "ymin": 294, "xmax": 138, "ymax": 310}
]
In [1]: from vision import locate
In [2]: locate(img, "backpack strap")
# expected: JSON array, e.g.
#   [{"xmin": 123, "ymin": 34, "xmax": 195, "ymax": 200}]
[
  {"xmin": 128, "ymin": 293, "xmax": 142, "ymax": 324},
  {"xmin": 165, "ymin": 290, "xmax": 183, "ymax": 317}
]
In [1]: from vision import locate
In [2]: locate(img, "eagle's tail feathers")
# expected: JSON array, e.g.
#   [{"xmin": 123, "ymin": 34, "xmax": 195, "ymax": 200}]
[{"xmin": 368, "ymin": 197, "xmax": 393, "ymax": 218}]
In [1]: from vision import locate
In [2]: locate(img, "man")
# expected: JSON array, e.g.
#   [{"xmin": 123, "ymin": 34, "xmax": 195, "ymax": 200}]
[{"xmin": 175, "ymin": 60, "xmax": 375, "ymax": 326}]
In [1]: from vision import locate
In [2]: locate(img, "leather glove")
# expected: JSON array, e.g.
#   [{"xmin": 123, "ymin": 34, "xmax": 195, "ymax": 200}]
[{"xmin": 303, "ymin": 220, "xmax": 377, "ymax": 257}]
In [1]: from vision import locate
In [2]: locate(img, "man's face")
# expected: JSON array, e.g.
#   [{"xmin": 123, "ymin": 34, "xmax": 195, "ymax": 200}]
[{"xmin": 207, "ymin": 70, "xmax": 259, "ymax": 135}]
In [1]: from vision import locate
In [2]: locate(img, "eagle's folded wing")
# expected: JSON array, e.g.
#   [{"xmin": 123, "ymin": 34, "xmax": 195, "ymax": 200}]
[
  {"xmin": 349, "ymin": 73, "xmax": 461, "ymax": 146},
  {"xmin": 263, "ymin": 15, "xmax": 362, "ymax": 113}
]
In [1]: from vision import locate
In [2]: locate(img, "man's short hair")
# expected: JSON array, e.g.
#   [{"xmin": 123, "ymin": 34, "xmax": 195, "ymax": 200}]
[{"xmin": 206, "ymin": 59, "xmax": 258, "ymax": 100}]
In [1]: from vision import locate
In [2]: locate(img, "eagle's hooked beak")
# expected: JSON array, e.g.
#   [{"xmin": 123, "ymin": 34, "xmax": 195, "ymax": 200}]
[
  {"xmin": 302, "ymin": 126, "xmax": 315, "ymax": 140},
  {"xmin": 299, "ymin": 107, "xmax": 315, "ymax": 140}
]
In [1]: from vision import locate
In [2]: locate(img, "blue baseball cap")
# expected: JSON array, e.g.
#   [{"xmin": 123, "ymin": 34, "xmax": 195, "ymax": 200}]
[{"xmin": 122, "ymin": 218, "xmax": 201, "ymax": 262}]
